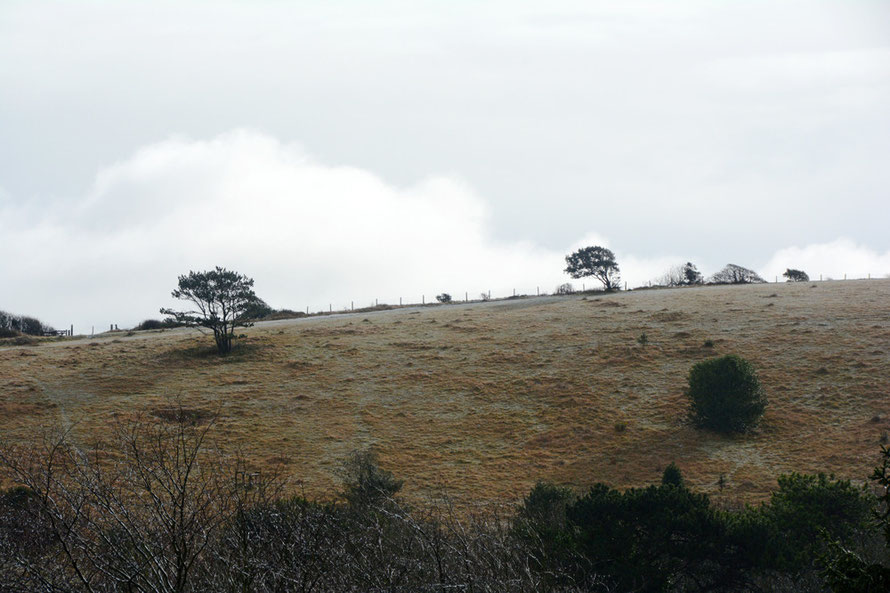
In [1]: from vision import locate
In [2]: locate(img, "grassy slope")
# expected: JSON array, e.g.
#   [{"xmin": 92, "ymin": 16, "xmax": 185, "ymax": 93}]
[{"xmin": 2, "ymin": 280, "xmax": 889, "ymax": 506}]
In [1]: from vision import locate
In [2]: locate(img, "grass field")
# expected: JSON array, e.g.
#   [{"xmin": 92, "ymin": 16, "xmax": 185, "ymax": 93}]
[{"xmin": 2, "ymin": 279, "xmax": 889, "ymax": 507}]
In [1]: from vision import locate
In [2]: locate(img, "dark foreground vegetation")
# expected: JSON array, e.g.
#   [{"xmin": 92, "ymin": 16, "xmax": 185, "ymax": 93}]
[{"xmin": 1, "ymin": 414, "xmax": 888, "ymax": 593}]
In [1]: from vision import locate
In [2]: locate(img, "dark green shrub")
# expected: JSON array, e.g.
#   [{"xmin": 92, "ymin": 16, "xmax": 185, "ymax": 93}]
[
  {"xmin": 687, "ymin": 354, "xmax": 767, "ymax": 432},
  {"xmin": 516, "ymin": 481, "xmax": 574, "ymax": 539},
  {"xmin": 435, "ymin": 293, "xmax": 452, "ymax": 303},
  {"xmin": 661, "ymin": 463, "xmax": 684, "ymax": 488},
  {"xmin": 821, "ymin": 446, "xmax": 890, "ymax": 592},
  {"xmin": 513, "ymin": 482, "xmax": 576, "ymax": 581},
  {"xmin": 566, "ymin": 471, "xmax": 740, "ymax": 591},
  {"xmin": 730, "ymin": 473, "xmax": 872, "ymax": 573}
]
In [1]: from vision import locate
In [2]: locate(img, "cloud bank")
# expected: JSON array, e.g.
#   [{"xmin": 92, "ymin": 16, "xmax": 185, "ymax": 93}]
[
  {"xmin": 0, "ymin": 131, "xmax": 585, "ymax": 331},
  {"xmin": 1, "ymin": 130, "xmax": 887, "ymax": 332},
  {"xmin": 762, "ymin": 239, "xmax": 890, "ymax": 282}
]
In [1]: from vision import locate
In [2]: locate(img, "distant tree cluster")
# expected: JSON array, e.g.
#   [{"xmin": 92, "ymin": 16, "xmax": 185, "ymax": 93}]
[
  {"xmin": 563, "ymin": 249, "xmax": 811, "ymax": 292},
  {"xmin": 656, "ymin": 262, "xmax": 704, "ymax": 287},
  {"xmin": 0, "ymin": 310, "xmax": 53, "ymax": 338}
]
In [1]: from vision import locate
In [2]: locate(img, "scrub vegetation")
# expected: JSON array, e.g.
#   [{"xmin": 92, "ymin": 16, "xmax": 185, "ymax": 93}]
[{"xmin": 0, "ymin": 414, "xmax": 887, "ymax": 592}]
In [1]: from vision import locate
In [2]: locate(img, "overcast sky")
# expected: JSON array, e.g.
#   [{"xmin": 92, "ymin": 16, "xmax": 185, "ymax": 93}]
[{"xmin": 1, "ymin": 1, "xmax": 889, "ymax": 332}]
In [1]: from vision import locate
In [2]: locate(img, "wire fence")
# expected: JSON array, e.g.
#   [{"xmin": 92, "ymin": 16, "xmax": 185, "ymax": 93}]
[
  {"xmin": 298, "ymin": 272, "xmax": 887, "ymax": 318},
  {"xmin": 70, "ymin": 272, "xmax": 886, "ymax": 335}
]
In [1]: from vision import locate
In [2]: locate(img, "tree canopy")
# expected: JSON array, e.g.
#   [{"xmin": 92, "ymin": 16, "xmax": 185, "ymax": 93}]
[
  {"xmin": 709, "ymin": 263, "xmax": 766, "ymax": 285},
  {"xmin": 783, "ymin": 268, "xmax": 810, "ymax": 282},
  {"xmin": 564, "ymin": 246, "xmax": 620, "ymax": 290},
  {"xmin": 160, "ymin": 267, "xmax": 260, "ymax": 355}
]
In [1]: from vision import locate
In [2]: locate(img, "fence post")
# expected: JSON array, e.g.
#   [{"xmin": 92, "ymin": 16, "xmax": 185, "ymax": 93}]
[
  {"xmin": 465, "ymin": 291, "xmax": 468, "ymax": 302},
  {"xmin": 422, "ymin": 295, "xmax": 425, "ymax": 304},
  {"xmin": 306, "ymin": 306, "xmax": 309, "ymax": 315},
  {"xmin": 400, "ymin": 297, "xmax": 402, "ymax": 306},
  {"xmin": 536, "ymin": 286, "xmax": 539, "ymax": 296}
]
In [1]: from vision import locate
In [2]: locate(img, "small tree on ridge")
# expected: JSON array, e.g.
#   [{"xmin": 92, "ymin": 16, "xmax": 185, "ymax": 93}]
[
  {"xmin": 783, "ymin": 268, "xmax": 809, "ymax": 282},
  {"xmin": 709, "ymin": 264, "xmax": 765, "ymax": 285}
]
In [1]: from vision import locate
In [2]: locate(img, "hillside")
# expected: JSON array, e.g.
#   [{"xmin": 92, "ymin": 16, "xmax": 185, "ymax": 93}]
[{"xmin": 2, "ymin": 279, "xmax": 889, "ymax": 506}]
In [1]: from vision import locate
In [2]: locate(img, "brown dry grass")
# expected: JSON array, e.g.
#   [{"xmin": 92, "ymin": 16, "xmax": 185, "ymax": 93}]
[{"xmin": 1, "ymin": 280, "xmax": 888, "ymax": 506}]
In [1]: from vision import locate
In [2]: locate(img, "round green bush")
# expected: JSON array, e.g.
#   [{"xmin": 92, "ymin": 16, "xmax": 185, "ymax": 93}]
[{"xmin": 687, "ymin": 354, "xmax": 766, "ymax": 433}]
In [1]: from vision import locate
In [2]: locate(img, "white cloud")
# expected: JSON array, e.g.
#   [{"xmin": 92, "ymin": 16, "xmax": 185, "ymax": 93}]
[
  {"xmin": 2, "ymin": 130, "xmax": 885, "ymax": 332},
  {"xmin": 761, "ymin": 238, "xmax": 890, "ymax": 281},
  {"xmin": 0, "ymin": 131, "xmax": 578, "ymax": 330}
]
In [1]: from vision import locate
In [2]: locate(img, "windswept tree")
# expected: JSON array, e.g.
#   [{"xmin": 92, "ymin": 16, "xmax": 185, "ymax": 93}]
[
  {"xmin": 709, "ymin": 263, "xmax": 766, "ymax": 285},
  {"xmin": 565, "ymin": 246, "xmax": 620, "ymax": 290},
  {"xmin": 783, "ymin": 268, "xmax": 810, "ymax": 282},
  {"xmin": 161, "ymin": 267, "xmax": 261, "ymax": 355}
]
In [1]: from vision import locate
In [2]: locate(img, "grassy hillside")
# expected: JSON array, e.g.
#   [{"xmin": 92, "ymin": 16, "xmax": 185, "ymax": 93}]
[{"xmin": 2, "ymin": 279, "xmax": 888, "ymax": 505}]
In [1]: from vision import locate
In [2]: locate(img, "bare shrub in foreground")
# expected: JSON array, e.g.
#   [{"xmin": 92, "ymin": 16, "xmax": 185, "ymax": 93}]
[{"xmin": 0, "ymin": 418, "xmax": 592, "ymax": 593}]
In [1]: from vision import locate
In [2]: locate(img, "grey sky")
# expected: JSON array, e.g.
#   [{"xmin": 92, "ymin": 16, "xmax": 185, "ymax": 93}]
[{"xmin": 1, "ymin": 1, "xmax": 889, "ymax": 330}]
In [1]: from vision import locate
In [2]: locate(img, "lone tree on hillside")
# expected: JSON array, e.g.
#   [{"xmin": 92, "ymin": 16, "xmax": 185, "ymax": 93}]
[
  {"xmin": 783, "ymin": 268, "xmax": 810, "ymax": 282},
  {"xmin": 709, "ymin": 264, "xmax": 766, "ymax": 285},
  {"xmin": 565, "ymin": 246, "xmax": 620, "ymax": 290},
  {"xmin": 161, "ymin": 267, "xmax": 260, "ymax": 355}
]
